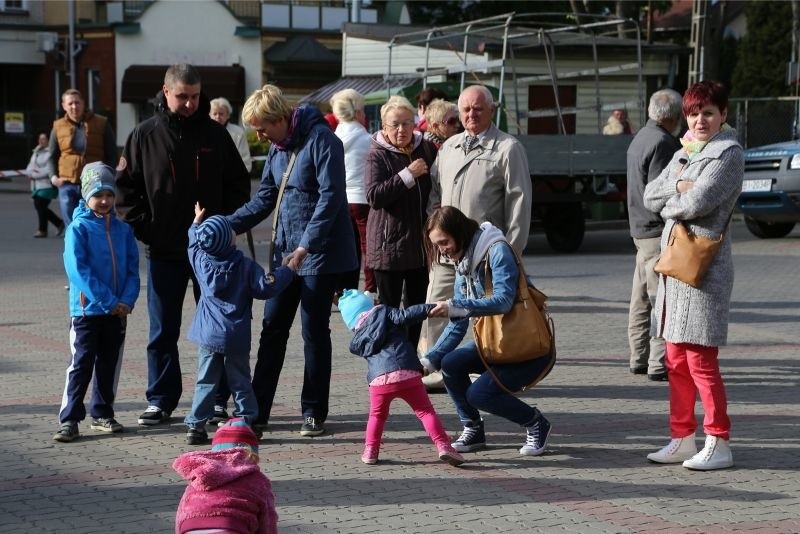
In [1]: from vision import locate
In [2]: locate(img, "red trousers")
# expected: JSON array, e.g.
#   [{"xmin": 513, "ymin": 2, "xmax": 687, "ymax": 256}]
[{"xmin": 666, "ymin": 342, "xmax": 730, "ymax": 440}]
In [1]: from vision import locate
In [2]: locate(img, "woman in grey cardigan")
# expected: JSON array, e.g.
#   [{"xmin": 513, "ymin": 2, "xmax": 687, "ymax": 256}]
[{"xmin": 642, "ymin": 81, "xmax": 743, "ymax": 471}]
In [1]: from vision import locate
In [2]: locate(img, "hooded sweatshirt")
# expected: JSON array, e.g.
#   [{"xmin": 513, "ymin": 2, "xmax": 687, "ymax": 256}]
[{"xmin": 173, "ymin": 448, "xmax": 278, "ymax": 534}]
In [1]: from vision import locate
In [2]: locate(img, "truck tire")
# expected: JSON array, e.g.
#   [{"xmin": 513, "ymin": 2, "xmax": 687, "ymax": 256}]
[
  {"xmin": 543, "ymin": 202, "xmax": 585, "ymax": 252},
  {"xmin": 743, "ymin": 216, "xmax": 795, "ymax": 239}
]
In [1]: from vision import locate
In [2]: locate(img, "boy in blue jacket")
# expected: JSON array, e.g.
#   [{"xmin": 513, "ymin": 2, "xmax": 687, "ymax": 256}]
[
  {"xmin": 185, "ymin": 203, "xmax": 295, "ymax": 445},
  {"xmin": 54, "ymin": 162, "xmax": 140, "ymax": 442}
]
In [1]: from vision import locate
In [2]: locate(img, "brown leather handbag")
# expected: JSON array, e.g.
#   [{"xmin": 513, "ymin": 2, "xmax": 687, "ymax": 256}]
[
  {"xmin": 654, "ymin": 220, "xmax": 725, "ymax": 288},
  {"xmin": 473, "ymin": 243, "xmax": 553, "ymax": 365}
]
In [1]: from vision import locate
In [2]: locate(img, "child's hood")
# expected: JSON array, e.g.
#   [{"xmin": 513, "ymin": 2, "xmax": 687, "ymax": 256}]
[
  {"xmin": 349, "ymin": 306, "xmax": 389, "ymax": 358},
  {"xmin": 72, "ymin": 198, "xmax": 116, "ymax": 221},
  {"xmin": 195, "ymin": 249, "xmax": 246, "ymax": 289},
  {"xmin": 172, "ymin": 448, "xmax": 261, "ymax": 491}
]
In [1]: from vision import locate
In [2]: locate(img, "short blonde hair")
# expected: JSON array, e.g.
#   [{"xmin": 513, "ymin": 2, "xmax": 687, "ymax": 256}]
[
  {"xmin": 62, "ymin": 88, "xmax": 82, "ymax": 102},
  {"xmin": 242, "ymin": 84, "xmax": 293, "ymax": 124},
  {"xmin": 330, "ymin": 89, "xmax": 364, "ymax": 123},
  {"xmin": 380, "ymin": 95, "xmax": 415, "ymax": 123},
  {"xmin": 424, "ymin": 99, "xmax": 457, "ymax": 127},
  {"xmin": 209, "ymin": 97, "xmax": 233, "ymax": 115}
]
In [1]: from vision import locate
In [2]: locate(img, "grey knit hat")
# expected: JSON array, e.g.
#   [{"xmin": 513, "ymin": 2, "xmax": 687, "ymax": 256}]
[{"xmin": 80, "ymin": 162, "xmax": 116, "ymax": 200}]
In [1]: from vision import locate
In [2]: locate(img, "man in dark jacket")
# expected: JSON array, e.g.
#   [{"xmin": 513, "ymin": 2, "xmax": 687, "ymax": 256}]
[
  {"xmin": 626, "ymin": 88, "xmax": 682, "ymax": 381},
  {"xmin": 116, "ymin": 64, "xmax": 251, "ymax": 426}
]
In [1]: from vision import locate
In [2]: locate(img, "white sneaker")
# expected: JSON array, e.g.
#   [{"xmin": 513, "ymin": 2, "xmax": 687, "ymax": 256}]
[
  {"xmin": 682, "ymin": 435, "xmax": 733, "ymax": 470},
  {"xmin": 647, "ymin": 433, "xmax": 697, "ymax": 463},
  {"xmin": 422, "ymin": 370, "xmax": 445, "ymax": 391}
]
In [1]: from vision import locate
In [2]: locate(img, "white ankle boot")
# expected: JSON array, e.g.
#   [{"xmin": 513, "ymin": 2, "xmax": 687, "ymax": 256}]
[
  {"xmin": 647, "ymin": 433, "xmax": 697, "ymax": 463},
  {"xmin": 682, "ymin": 435, "xmax": 733, "ymax": 470}
]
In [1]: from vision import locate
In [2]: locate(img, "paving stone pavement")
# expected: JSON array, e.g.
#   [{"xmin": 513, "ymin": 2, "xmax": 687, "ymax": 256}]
[{"xmin": 1, "ymin": 176, "xmax": 799, "ymax": 533}]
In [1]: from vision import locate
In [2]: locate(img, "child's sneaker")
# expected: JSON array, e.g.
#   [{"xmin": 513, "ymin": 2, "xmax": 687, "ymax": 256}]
[
  {"xmin": 437, "ymin": 444, "xmax": 465, "ymax": 466},
  {"xmin": 186, "ymin": 426, "xmax": 208, "ymax": 445},
  {"xmin": 90, "ymin": 417, "xmax": 124, "ymax": 433},
  {"xmin": 53, "ymin": 422, "xmax": 79, "ymax": 443},
  {"xmin": 209, "ymin": 406, "xmax": 229, "ymax": 425},
  {"xmin": 361, "ymin": 445, "xmax": 379, "ymax": 465}
]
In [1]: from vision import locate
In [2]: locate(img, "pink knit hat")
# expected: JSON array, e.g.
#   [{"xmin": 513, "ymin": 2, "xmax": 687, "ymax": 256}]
[{"xmin": 211, "ymin": 418, "xmax": 259, "ymax": 454}]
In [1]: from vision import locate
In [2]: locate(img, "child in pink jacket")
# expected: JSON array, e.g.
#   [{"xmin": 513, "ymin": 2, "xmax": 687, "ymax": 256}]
[{"xmin": 173, "ymin": 418, "xmax": 278, "ymax": 534}]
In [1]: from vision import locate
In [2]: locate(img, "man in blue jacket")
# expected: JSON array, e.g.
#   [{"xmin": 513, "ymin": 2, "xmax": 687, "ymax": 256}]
[{"xmin": 228, "ymin": 84, "xmax": 357, "ymax": 437}]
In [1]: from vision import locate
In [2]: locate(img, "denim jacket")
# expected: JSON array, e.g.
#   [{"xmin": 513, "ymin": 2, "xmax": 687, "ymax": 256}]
[{"xmin": 424, "ymin": 228, "xmax": 519, "ymax": 370}]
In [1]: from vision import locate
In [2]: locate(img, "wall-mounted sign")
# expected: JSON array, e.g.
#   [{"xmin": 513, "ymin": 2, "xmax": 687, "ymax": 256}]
[{"xmin": 4, "ymin": 112, "xmax": 24, "ymax": 134}]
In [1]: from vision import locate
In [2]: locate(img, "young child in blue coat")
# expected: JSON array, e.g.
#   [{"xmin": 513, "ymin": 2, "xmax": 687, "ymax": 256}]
[
  {"xmin": 337, "ymin": 289, "xmax": 464, "ymax": 466},
  {"xmin": 185, "ymin": 203, "xmax": 295, "ymax": 445},
  {"xmin": 54, "ymin": 162, "xmax": 140, "ymax": 442}
]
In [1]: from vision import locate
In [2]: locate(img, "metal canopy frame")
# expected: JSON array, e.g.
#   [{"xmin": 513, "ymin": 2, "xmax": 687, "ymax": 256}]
[{"xmin": 386, "ymin": 12, "xmax": 645, "ymax": 135}]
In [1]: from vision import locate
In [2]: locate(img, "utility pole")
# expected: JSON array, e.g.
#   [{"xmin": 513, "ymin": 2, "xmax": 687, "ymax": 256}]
[{"xmin": 68, "ymin": 0, "xmax": 76, "ymax": 88}]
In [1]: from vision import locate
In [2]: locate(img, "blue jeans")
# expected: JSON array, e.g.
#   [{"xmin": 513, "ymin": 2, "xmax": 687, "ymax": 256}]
[
  {"xmin": 58, "ymin": 182, "xmax": 81, "ymax": 227},
  {"xmin": 253, "ymin": 272, "xmax": 337, "ymax": 423},
  {"xmin": 185, "ymin": 346, "xmax": 257, "ymax": 428},
  {"xmin": 441, "ymin": 340, "xmax": 554, "ymax": 426},
  {"xmin": 145, "ymin": 257, "xmax": 200, "ymax": 413}
]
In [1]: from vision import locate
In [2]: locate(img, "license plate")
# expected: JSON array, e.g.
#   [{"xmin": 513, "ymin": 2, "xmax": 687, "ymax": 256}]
[{"xmin": 742, "ymin": 179, "xmax": 772, "ymax": 192}]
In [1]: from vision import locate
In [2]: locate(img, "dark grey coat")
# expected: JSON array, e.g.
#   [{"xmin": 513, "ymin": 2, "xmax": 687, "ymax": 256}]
[
  {"xmin": 627, "ymin": 119, "xmax": 681, "ymax": 239},
  {"xmin": 643, "ymin": 128, "xmax": 744, "ymax": 347}
]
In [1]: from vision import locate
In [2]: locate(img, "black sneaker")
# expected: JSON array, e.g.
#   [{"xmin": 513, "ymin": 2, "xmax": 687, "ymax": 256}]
[
  {"xmin": 90, "ymin": 417, "xmax": 124, "ymax": 433},
  {"xmin": 452, "ymin": 421, "xmax": 486, "ymax": 452},
  {"xmin": 53, "ymin": 422, "xmax": 79, "ymax": 443},
  {"xmin": 186, "ymin": 427, "xmax": 208, "ymax": 445},
  {"xmin": 300, "ymin": 416, "xmax": 325, "ymax": 437},
  {"xmin": 648, "ymin": 372, "xmax": 668, "ymax": 382},
  {"xmin": 208, "ymin": 406, "xmax": 230, "ymax": 425},
  {"xmin": 520, "ymin": 415, "xmax": 552, "ymax": 456},
  {"xmin": 138, "ymin": 405, "xmax": 171, "ymax": 426}
]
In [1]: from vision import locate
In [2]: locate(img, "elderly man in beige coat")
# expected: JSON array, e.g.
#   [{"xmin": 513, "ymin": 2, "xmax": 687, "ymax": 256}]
[{"xmin": 420, "ymin": 85, "xmax": 532, "ymax": 389}]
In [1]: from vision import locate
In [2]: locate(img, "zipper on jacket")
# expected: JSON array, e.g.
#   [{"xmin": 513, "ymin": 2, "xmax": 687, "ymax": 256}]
[
  {"xmin": 195, "ymin": 151, "xmax": 199, "ymax": 182},
  {"xmin": 168, "ymin": 153, "xmax": 176, "ymax": 184},
  {"xmin": 105, "ymin": 214, "xmax": 118, "ymax": 294}
]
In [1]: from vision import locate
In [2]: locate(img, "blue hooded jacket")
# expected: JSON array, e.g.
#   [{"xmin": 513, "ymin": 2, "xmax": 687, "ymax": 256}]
[
  {"xmin": 227, "ymin": 105, "xmax": 357, "ymax": 275},
  {"xmin": 64, "ymin": 200, "xmax": 140, "ymax": 317},
  {"xmin": 348, "ymin": 303, "xmax": 434, "ymax": 383},
  {"xmin": 187, "ymin": 223, "xmax": 294, "ymax": 354}
]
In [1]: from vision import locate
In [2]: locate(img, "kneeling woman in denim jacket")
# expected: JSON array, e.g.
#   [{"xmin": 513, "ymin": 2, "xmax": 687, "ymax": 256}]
[{"xmin": 422, "ymin": 206, "xmax": 554, "ymax": 456}]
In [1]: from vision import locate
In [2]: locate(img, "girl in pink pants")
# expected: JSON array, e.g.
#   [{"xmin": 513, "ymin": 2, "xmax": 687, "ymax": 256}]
[{"xmin": 338, "ymin": 289, "xmax": 464, "ymax": 466}]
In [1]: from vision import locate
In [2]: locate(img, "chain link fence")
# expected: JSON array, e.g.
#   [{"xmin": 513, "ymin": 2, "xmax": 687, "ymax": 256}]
[{"xmin": 728, "ymin": 97, "xmax": 800, "ymax": 149}]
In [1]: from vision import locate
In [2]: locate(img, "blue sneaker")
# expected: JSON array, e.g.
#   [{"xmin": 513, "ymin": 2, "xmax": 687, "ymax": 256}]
[{"xmin": 520, "ymin": 415, "xmax": 551, "ymax": 456}]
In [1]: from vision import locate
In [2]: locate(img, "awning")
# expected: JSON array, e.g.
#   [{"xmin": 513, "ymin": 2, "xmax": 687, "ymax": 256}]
[
  {"xmin": 120, "ymin": 65, "xmax": 246, "ymax": 106},
  {"xmin": 299, "ymin": 76, "xmax": 418, "ymax": 105}
]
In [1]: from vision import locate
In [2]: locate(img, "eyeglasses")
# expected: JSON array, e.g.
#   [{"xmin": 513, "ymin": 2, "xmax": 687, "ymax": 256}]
[
  {"xmin": 384, "ymin": 120, "xmax": 415, "ymax": 130},
  {"xmin": 445, "ymin": 117, "xmax": 460, "ymax": 126}
]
